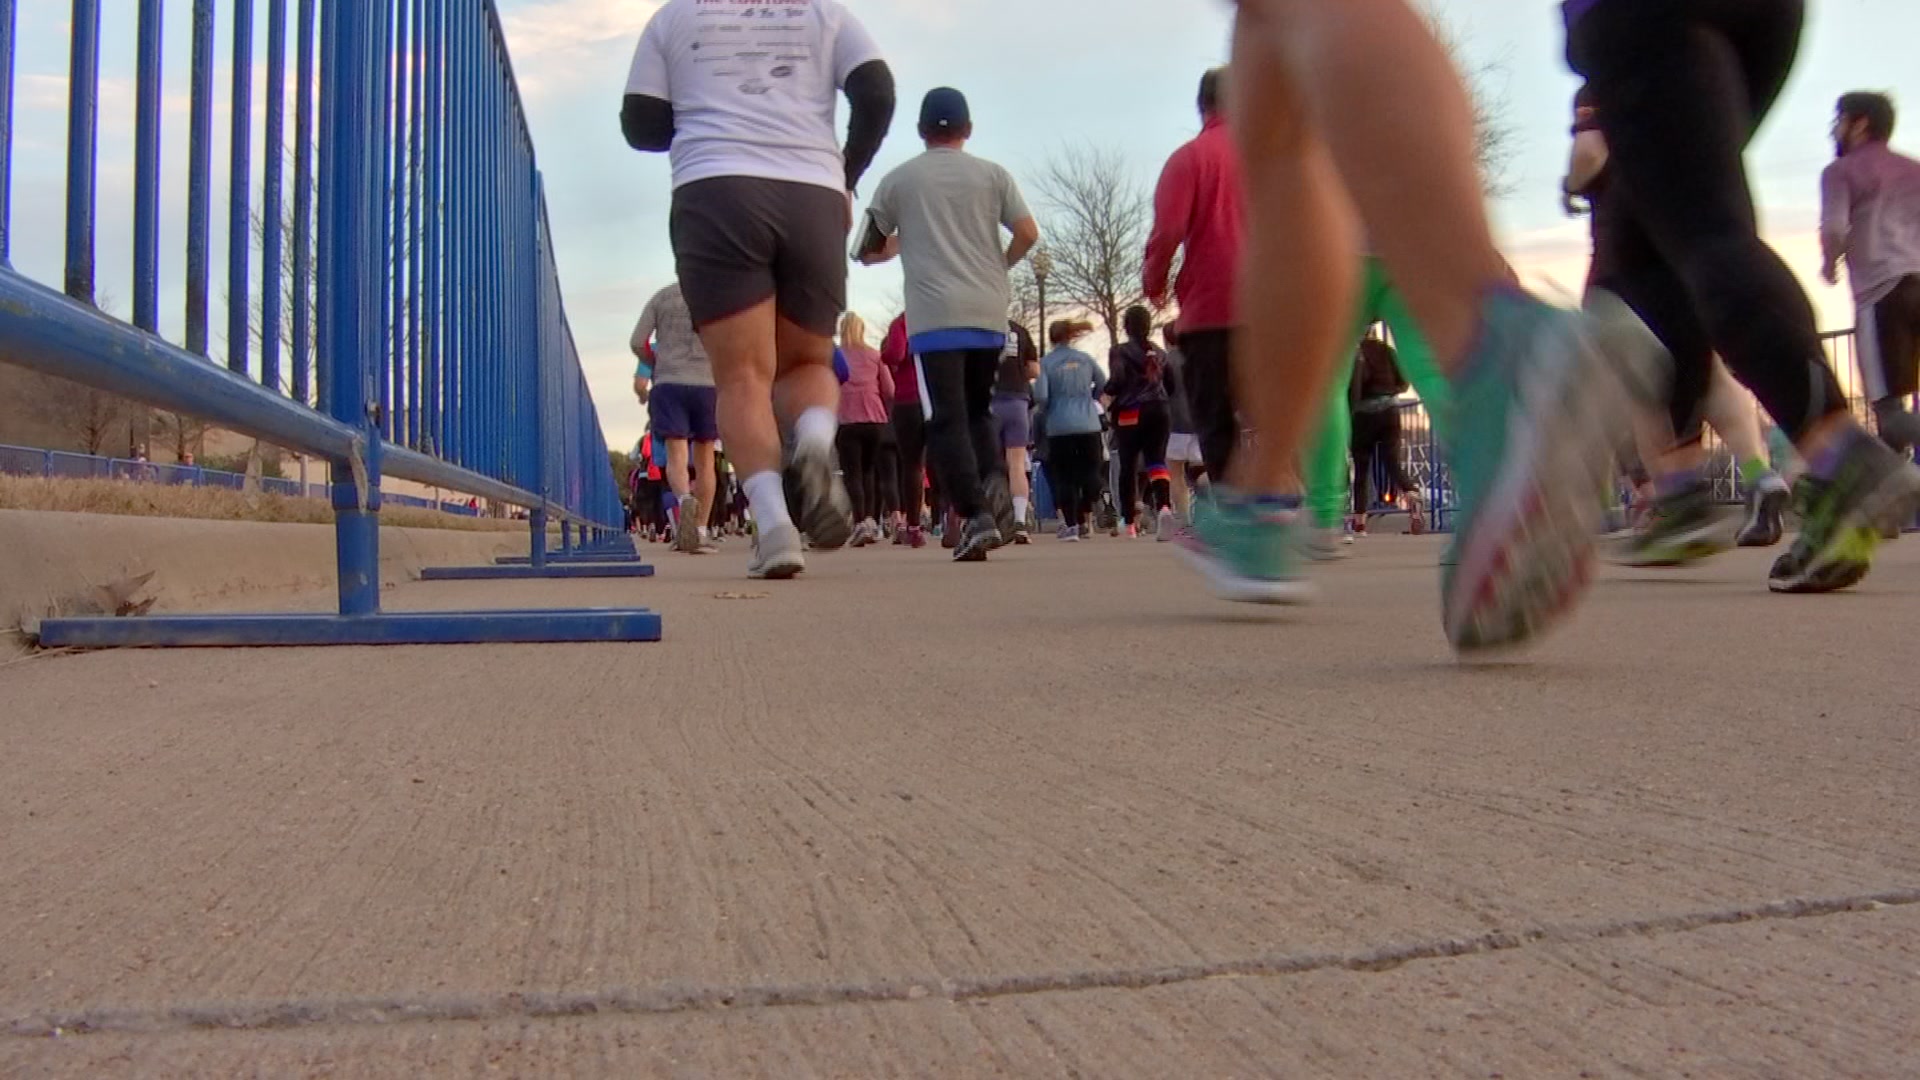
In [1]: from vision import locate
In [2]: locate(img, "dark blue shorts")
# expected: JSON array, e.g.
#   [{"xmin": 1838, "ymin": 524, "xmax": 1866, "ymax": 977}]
[{"xmin": 649, "ymin": 383, "xmax": 719, "ymax": 442}]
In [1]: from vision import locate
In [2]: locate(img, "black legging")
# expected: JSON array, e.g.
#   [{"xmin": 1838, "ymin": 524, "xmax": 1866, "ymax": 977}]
[
  {"xmin": 1045, "ymin": 432, "xmax": 1103, "ymax": 531},
  {"xmin": 1177, "ymin": 329, "xmax": 1236, "ymax": 481},
  {"xmin": 919, "ymin": 348, "xmax": 1003, "ymax": 521},
  {"xmin": 1351, "ymin": 407, "xmax": 1416, "ymax": 516},
  {"xmin": 1569, "ymin": 0, "xmax": 1844, "ymax": 444},
  {"xmin": 1111, "ymin": 401, "xmax": 1172, "ymax": 525},
  {"xmin": 873, "ymin": 428, "xmax": 901, "ymax": 521},
  {"xmin": 891, "ymin": 400, "xmax": 927, "ymax": 523},
  {"xmin": 835, "ymin": 422, "xmax": 888, "ymax": 522}
]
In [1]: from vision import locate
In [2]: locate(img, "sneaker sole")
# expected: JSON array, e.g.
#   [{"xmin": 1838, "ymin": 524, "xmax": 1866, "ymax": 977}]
[
  {"xmin": 1446, "ymin": 318, "xmax": 1636, "ymax": 653},
  {"xmin": 748, "ymin": 556, "xmax": 805, "ymax": 580},
  {"xmin": 1171, "ymin": 541, "xmax": 1316, "ymax": 606},
  {"xmin": 792, "ymin": 448, "xmax": 854, "ymax": 551}
]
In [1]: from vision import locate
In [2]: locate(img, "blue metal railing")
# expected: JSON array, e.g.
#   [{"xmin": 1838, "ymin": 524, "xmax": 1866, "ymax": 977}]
[
  {"xmin": 0, "ymin": 0, "xmax": 658, "ymax": 646},
  {"xmin": 0, "ymin": 441, "xmax": 486, "ymax": 514}
]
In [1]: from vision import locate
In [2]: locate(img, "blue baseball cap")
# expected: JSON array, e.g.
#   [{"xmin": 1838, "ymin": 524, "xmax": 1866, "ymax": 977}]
[{"xmin": 919, "ymin": 87, "xmax": 971, "ymax": 133}]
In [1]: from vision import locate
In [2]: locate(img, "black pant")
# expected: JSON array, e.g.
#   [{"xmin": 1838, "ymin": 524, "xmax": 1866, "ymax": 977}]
[
  {"xmin": 835, "ymin": 422, "xmax": 888, "ymax": 522},
  {"xmin": 1351, "ymin": 407, "xmax": 1416, "ymax": 516},
  {"xmin": 919, "ymin": 348, "xmax": 1003, "ymax": 520},
  {"xmin": 873, "ymin": 429, "xmax": 901, "ymax": 520},
  {"xmin": 1045, "ymin": 433, "xmax": 1103, "ymax": 530},
  {"xmin": 1569, "ymin": 0, "xmax": 1844, "ymax": 444},
  {"xmin": 890, "ymin": 401, "xmax": 927, "ymax": 522},
  {"xmin": 1111, "ymin": 402, "xmax": 1172, "ymax": 524},
  {"xmin": 1176, "ymin": 329, "xmax": 1236, "ymax": 480}
]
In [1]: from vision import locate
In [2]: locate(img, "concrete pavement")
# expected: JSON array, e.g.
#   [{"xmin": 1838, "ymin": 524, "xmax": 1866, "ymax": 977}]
[{"xmin": 2, "ymin": 533, "xmax": 1917, "ymax": 1077}]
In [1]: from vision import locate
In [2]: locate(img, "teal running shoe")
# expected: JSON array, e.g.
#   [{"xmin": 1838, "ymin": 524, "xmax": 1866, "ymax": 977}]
[
  {"xmin": 1441, "ymin": 292, "xmax": 1643, "ymax": 653},
  {"xmin": 1172, "ymin": 489, "xmax": 1315, "ymax": 605}
]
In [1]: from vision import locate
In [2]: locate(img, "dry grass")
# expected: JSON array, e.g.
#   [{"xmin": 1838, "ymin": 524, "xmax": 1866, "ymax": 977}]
[{"xmin": 0, "ymin": 476, "xmax": 527, "ymax": 532}]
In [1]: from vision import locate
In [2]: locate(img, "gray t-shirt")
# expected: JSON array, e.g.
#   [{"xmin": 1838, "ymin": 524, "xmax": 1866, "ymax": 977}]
[
  {"xmin": 866, "ymin": 147, "xmax": 1031, "ymax": 337},
  {"xmin": 630, "ymin": 283, "xmax": 713, "ymax": 388}
]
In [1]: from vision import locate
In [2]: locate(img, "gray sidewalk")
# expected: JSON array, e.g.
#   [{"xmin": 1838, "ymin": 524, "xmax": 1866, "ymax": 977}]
[{"xmin": 2, "ymin": 535, "xmax": 1916, "ymax": 1077}]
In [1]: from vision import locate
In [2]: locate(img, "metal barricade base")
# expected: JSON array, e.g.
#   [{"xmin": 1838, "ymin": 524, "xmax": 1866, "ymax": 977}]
[
  {"xmin": 419, "ymin": 563, "xmax": 656, "ymax": 580},
  {"xmin": 38, "ymin": 609, "xmax": 663, "ymax": 648},
  {"xmin": 493, "ymin": 552, "xmax": 646, "ymax": 565}
]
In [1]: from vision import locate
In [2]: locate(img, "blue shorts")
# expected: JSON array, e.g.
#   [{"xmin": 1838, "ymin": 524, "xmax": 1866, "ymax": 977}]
[
  {"xmin": 991, "ymin": 394, "xmax": 1031, "ymax": 450},
  {"xmin": 649, "ymin": 383, "xmax": 719, "ymax": 442}
]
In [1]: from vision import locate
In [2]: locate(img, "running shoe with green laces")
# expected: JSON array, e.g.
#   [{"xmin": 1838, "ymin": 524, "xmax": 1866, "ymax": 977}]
[
  {"xmin": 1440, "ymin": 291, "xmax": 1647, "ymax": 653},
  {"xmin": 1172, "ymin": 490, "xmax": 1314, "ymax": 605},
  {"xmin": 1610, "ymin": 480, "xmax": 1735, "ymax": 568},
  {"xmin": 1769, "ymin": 429, "xmax": 1920, "ymax": 594}
]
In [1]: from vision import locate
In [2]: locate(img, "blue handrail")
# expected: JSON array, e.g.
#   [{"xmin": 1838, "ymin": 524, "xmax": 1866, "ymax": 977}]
[{"xmin": 1, "ymin": 0, "xmax": 659, "ymax": 647}]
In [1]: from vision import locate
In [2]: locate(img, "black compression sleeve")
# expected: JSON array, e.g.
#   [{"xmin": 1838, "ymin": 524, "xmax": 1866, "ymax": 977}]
[
  {"xmin": 621, "ymin": 94, "xmax": 674, "ymax": 153},
  {"xmin": 842, "ymin": 60, "xmax": 896, "ymax": 193}
]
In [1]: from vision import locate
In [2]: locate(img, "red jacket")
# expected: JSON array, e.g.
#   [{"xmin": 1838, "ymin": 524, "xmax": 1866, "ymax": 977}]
[{"xmin": 1143, "ymin": 116, "xmax": 1244, "ymax": 333}]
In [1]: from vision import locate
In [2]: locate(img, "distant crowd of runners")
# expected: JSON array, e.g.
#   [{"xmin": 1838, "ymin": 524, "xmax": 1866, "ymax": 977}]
[{"xmin": 620, "ymin": 0, "xmax": 1920, "ymax": 654}]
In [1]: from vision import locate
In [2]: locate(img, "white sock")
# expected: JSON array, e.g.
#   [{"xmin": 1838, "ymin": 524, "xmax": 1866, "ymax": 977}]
[
  {"xmin": 793, "ymin": 406, "xmax": 837, "ymax": 455},
  {"xmin": 743, "ymin": 471, "xmax": 792, "ymax": 529},
  {"xmin": 1013, "ymin": 496, "xmax": 1029, "ymax": 522}
]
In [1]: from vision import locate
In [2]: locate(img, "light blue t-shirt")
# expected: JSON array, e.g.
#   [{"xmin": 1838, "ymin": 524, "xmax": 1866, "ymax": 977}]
[{"xmin": 1033, "ymin": 346, "xmax": 1107, "ymax": 437}]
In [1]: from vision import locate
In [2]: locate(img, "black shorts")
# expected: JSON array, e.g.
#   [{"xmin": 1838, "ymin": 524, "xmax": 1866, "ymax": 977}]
[
  {"xmin": 669, "ymin": 176, "xmax": 847, "ymax": 338},
  {"xmin": 1859, "ymin": 274, "xmax": 1920, "ymax": 403}
]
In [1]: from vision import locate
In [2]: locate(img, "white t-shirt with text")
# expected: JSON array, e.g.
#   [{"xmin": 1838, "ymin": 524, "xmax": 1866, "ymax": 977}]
[{"xmin": 625, "ymin": 0, "xmax": 883, "ymax": 194}]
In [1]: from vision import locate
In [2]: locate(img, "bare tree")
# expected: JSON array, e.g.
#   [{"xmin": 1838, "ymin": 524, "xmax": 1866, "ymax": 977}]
[
  {"xmin": 1425, "ymin": 7, "xmax": 1519, "ymax": 197},
  {"xmin": 61, "ymin": 390, "xmax": 126, "ymax": 457},
  {"xmin": 1009, "ymin": 257, "xmax": 1042, "ymax": 335},
  {"xmin": 157, "ymin": 412, "xmax": 213, "ymax": 461},
  {"xmin": 1033, "ymin": 145, "xmax": 1152, "ymax": 348}
]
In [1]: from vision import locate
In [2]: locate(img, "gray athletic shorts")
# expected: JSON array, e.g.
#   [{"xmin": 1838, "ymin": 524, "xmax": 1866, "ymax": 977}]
[{"xmin": 669, "ymin": 177, "xmax": 847, "ymax": 338}]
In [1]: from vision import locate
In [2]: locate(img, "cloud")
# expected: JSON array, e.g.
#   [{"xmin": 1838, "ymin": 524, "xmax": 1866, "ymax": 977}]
[{"xmin": 499, "ymin": 0, "xmax": 662, "ymax": 100}]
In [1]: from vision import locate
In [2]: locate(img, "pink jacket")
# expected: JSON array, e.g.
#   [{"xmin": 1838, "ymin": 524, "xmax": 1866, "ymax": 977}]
[{"xmin": 838, "ymin": 343, "xmax": 895, "ymax": 425}]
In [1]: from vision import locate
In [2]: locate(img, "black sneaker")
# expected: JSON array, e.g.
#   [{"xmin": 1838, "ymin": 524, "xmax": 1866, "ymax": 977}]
[
  {"xmin": 790, "ymin": 440, "xmax": 854, "ymax": 551},
  {"xmin": 1736, "ymin": 480, "xmax": 1789, "ymax": 548},
  {"xmin": 984, "ymin": 472, "xmax": 1017, "ymax": 544},
  {"xmin": 1769, "ymin": 432, "xmax": 1920, "ymax": 594},
  {"xmin": 1611, "ymin": 481, "xmax": 1733, "ymax": 568},
  {"xmin": 952, "ymin": 512, "xmax": 1004, "ymax": 562}
]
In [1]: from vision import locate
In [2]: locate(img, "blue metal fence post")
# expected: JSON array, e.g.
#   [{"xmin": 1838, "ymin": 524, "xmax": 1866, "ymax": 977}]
[
  {"xmin": 261, "ymin": 0, "xmax": 287, "ymax": 392},
  {"xmin": 133, "ymin": 0, "xmax": 163, "ymax": 331},
  {"xmin": 64, "ymin": 0, "xmax": 102, "ymax": 303},
  {"xmin": 0, "ymin": 0, "xmax": 14, "ymax": 266},
  {"xmin": 186, "ymin": 0, "xmax": 215, "ymax": 355},
  {"xmin": 291, "ymin": 0, "xmax": 315, "ymax": 404},
  {"xmin": 321, "ymin": 0, "xmax": 383, "ymax": 616},
  {"xmin": 227, "ymin": 0, "xmax": 254, "ymax": 375}
]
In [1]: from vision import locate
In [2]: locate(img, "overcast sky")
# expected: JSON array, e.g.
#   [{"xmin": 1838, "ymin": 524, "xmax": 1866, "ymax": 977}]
[{"xmin": 9, "ymin": 0, "xmax": 1920, "ymax": 452}]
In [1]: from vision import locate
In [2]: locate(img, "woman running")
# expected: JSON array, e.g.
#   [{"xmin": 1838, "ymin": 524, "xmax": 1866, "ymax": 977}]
[
  {"xmin": 1104, "ymin": 305, "xmax": 1175, "ymax": 539},
  {"xmin": 836, "ymin": 314, "xmax": 896, "ymax": 547},
  {"xmin": 1034, "ymin": 320, "xmax": 1106, "ymax": 541},
  {"xmin": 1347, "ymin": 334, "xmax": 1423, "ymax": 536},
  {"xmin": 881, "ymin": 313, "xmax": 930, "ymax": 548}
]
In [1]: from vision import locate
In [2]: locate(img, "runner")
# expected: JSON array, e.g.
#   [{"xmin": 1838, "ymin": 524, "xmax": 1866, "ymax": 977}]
[
  {"xmin": 1565, "ymin": 84, "xmax": 1791, "ymax": 566},
  {"xmin": 631, "ymin": 281, "xmax": 720, "ymax": 554},
  {"xmin": 1180, "ymin": 0, "xmax": 1646, "ymax": 652},
  {"xmin": 835, "ymin": 313, "xmax": 896, "ymax": 547},
  {"xmin": 1161, "ymin": 324, "xmax": 1204, "ymax": 530},
  {"xmin": 622, "ymin": 0, "xmax": 896, "ymax": 579},
  {"xmin": 856, "ymin": 88, "xmax": 1041, "ymax": 562},
  {"xmin": 1345, "ymin": 334, "xmax": 1424, "ymax": 538},
  {"xmin": 880, "ymin": 313, "xmax": 928, "ymax": 547},
  {"xmin": 1034, "ymin": 320, "xmax": 1106, "ymax": 542},
  {"xmin": 1144, "ymin": 68, "xmax": 1243, "ymax": 483},
  {"xmin": 1567, "ymin": 0, "xmax": 1920, "ymax": 595},
  {"xmin": 1822, "ymin": 92, "xmax": 1920, "ymax": 456},
  {"xmin": 991, "ymin": 319, "xmax": 1042, "ymax": 544},
  {"xmin": 1104, "ymin": 305, "xmax": 1176, "ymax": 539}
]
